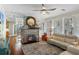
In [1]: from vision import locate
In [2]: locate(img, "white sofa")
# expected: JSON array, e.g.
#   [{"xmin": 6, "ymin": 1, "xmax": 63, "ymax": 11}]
[
  {"xmin": 47, "ymin": 39, "xmax": 79, "ymax": 55},
  {"xmin": 47, "ymin": 33, "xmax": 79, "ymax": 55}
]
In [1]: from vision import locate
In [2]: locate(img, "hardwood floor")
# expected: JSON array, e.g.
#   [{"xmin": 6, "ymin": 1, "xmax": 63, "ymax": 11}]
[
  {"xmin": 12, "ymin": 46, "xmax": 24, "ymax": 55},
  {"xmin": 10, "ymin": 39, "xmax": 24, "ymax": 55}
]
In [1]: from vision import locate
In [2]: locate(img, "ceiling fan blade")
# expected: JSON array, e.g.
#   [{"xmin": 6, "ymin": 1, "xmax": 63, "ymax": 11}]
[
  {"xmin": 46, "ymin": 8, "xmax": 56, "ymax": 11},
  {"xmin": 32, "ymin": 10, "xmax": 42, "ymax": 11},
  {"xmin": 33, "ymin": 9, "xmax": 47, "ymax": 11}
]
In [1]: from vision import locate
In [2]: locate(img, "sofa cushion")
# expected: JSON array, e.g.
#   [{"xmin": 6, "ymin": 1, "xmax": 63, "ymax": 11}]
[
  {"xmin": 53, "ymin": 35, "xmax": 65, "ymax": 42},
  {"xmin": 50, "ymin": 33, "xmax": 79, "ymax": 45},
  {"xmin": 64, "ymin": 38, "xmax": 76, "ymax": 44}
]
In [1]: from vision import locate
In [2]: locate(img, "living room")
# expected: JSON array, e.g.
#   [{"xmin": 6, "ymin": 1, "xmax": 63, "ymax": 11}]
[{"xmin": 0, "ymin": 4, "xmax": 79, "ymax": 55}]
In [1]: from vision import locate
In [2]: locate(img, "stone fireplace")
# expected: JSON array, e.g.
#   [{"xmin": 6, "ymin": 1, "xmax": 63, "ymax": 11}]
[{"xmin": 21, "ymin": 16, "xmax": 39, "ymax": 44}]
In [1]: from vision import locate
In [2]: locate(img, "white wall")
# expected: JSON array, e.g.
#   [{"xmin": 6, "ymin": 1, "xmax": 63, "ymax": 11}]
[{"xmin": 43, "ymin": 10, "xmax": 79, "ymax": 37}]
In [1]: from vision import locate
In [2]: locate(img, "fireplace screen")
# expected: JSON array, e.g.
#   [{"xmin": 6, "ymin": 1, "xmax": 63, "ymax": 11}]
[{"xmin": 27, "ymin": 34, "xmax": 37, "ymax": 42}]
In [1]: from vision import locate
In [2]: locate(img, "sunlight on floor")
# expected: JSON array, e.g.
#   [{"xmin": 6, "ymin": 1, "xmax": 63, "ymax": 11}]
[{"xmin": 15, "ymin": 35, "xmax": 22, "ymax": 50}]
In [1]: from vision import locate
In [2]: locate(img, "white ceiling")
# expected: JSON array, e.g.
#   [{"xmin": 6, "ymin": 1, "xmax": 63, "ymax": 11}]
[{"xmin": 0, "ymin": 4, "xmax": 79, "ymax": 23}]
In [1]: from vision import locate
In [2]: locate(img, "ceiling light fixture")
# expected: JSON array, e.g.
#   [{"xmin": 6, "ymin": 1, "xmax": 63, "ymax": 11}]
[{"xmin": 41, "ymin": 11, "xmax": 47, "ymax": 15}]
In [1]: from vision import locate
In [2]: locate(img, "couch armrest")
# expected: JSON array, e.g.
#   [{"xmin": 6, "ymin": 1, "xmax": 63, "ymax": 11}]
[
  {"xmin": 47, "ymin": 39, "xmax": 70, "ymax": 50},
  {"xmin": 67, "ymin": 45, "xmax": 79, "ymax": 55}
]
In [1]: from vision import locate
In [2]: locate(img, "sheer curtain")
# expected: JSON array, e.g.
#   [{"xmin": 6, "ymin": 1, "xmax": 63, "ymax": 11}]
[{"xmin": 15, "ymin": 18, "xmax": 24, "ymax": 46}]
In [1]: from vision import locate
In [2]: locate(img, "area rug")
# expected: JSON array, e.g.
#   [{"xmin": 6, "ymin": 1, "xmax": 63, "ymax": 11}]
[{"xmin": 22, "ymin": 41, "xmax": 64, "ymax": 55}]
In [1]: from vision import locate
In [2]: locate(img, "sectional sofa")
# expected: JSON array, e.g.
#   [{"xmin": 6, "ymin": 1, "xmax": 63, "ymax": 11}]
[{"xmin": 47, "ymin": 34, "xmax": 79, "ymax": 55}]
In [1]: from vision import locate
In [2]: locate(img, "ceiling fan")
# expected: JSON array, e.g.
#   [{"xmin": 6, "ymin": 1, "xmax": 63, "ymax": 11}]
[{"xmin": 33, "ymin": 4, "xmax": 56, "ymax": 15}]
